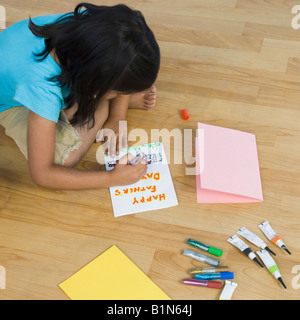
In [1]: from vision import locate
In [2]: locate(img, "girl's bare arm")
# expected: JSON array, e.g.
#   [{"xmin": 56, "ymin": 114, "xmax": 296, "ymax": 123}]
[{"xmin": 27, "ymin": 111, "xmax": 146, "ymax": 189}]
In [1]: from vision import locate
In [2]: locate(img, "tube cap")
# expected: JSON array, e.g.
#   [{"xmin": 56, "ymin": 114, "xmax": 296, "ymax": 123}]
[
  {"xmin": 208, "ymin": 246, "xmax": 223, "ymax": 257},
  {"xmin": 220, "ymin": 272, "xmax": 234, "ymax": 280},
  {"xmin": 282, "ymin": 245, "xmax": 291, "ymax": 255},
  {"xmin": 278, "ymin": 277, "xmax": 287, "ymax": 289}
]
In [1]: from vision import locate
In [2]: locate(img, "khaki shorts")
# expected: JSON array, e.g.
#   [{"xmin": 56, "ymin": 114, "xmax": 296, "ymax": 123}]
[{"xmin": 0, "ymin": 106, "xmax": 81, "ymax": 165}]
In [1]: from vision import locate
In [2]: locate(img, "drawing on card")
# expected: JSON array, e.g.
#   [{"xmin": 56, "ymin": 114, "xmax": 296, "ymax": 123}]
[{"xmin": 105, "ymin": 142, "xmax": 178, "ymax": 217}]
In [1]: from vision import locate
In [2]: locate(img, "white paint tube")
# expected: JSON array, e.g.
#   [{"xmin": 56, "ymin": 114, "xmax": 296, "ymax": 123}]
[
  {"xmin": 227, "ymin": 235, "xmax": 264, "ymax": 268},
  {"xmin": 0, "ymin": 266, "xmax": 5, "ymax": 290},
  {"xmin": 237, "ymin": 226, "xmax": 276, "ymax": 256},
  {"xmin": 219, "ymin": 281, "xmax": 238, "ymax": 300},
  {"xmin": 258, "ymin": 221, "xmax": 291, "ymax": 255},
  {"xmin": 256, "ymin": 249, "xmax": 286, "ymax": 289}
]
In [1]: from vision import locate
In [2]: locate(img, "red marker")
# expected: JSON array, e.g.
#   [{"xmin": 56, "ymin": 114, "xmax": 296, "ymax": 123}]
[
  {"xmin": 181, "ymin": 109, "xmax": 189, "ymax": 120},
  {"xmin": 182, "ymin": 278, "xmax": 222, "ymax": 289}
]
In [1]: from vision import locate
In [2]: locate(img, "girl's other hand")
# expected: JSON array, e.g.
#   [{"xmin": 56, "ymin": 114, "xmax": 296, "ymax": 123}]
[{"xmin": 96, "ymin": 117, "xmax": 128, "ymax": 158}]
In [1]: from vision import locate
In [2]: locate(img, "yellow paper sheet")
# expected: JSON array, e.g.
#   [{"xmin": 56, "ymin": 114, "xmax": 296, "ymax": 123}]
[{"xmin": 59, "ymin": 245, "xmax": 171, "ymax": 300}]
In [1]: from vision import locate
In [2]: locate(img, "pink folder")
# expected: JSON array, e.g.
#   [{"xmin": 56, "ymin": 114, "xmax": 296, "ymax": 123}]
[{"xmin": 196, "ymin": 123, "xmax": 263, "ymax": 203}]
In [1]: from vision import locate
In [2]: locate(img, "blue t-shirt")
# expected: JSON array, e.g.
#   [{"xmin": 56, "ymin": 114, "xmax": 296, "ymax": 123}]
[{"xmin": 0, "ymin": 13, "xmax": 69, "ymax": 123}]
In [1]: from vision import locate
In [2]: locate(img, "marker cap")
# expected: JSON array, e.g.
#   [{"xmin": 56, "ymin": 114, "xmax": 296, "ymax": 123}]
[
  {"xmin": 205, "ymin": 256, "xmax": 220, "ymax": 267},
  {"xmin": 208, "ymin": 246, "xmax": 223, "ymax": 257},
  {"xmin": 207, "ymin": 280, "xmax": 223, "ymax": 289},
  {"xmin": 220, "ymin": 272, "xmax": 234, "ymax": 280}
]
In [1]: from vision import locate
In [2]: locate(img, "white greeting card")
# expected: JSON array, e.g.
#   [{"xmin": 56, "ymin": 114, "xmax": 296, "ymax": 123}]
[{"xmin": 105, "ymin": 142, "xmax": 178, "ymax": 217}]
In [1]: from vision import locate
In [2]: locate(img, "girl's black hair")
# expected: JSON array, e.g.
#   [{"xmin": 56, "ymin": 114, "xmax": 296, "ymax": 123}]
[{"xmin": 28, "ymin": 3, "xmax": 160, "ymax": 127}]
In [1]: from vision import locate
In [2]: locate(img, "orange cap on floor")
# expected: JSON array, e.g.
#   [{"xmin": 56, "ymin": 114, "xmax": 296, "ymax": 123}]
[{"xmin": 181, "ymin": 109, "xmax": 189, "ymax": 120}]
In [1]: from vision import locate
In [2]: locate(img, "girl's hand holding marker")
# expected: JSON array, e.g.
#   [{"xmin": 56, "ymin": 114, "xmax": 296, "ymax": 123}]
[{"xmin": 110, "ymin": 153, "xmax": 148, "ymax": 186}]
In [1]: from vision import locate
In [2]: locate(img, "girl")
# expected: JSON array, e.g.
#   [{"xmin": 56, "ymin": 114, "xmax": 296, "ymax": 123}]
[{"xmin": 0, "ymin": 3, "xmax": 160, "ymax": 189}]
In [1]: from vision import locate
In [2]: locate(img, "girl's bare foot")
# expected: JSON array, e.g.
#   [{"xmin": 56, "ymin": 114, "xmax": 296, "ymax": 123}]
[{"xmin": 128, "ymin": 86, "xmax": 156, "ymax": 110}]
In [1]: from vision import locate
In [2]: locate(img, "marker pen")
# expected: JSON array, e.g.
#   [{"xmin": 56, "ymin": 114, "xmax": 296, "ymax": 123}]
[
  {"xmin": 182, "ymin": 249, "xmax": 220, "ymax": 267},
  {"xmin": 237, "ymin": 226, "xmax": 276, "ymax": 256},
  {"xmin": 256, "ymin": 249, "xmax": 286, "ymax": 289},
  {"xmin": 194, "ymin": 272, "xmax": 234, "ymax": 281},
  {"xmin": 127, "ymin": 153, "xmax": 148, "ymax": 165},
  {"xmin": 189, "ymin": 266, "xmax": 229, "ymax": 274},
  {"xmin": 187, "ymin": 238, "xmax": 223, "ymax": 257},
  {"xmin": 219, "ymin": 281, "xmax": 238, "ymax": 300},
  {"xmin": 182, "ymin": 278, "xmax": 222, "ymax": 289},
  {"xmin": 227, "ymin": 235, "xmax": 264, "ymax": 268},
  {"xmin": 258, "ymin": 221, "xmax": 291, "ymax": 255}
]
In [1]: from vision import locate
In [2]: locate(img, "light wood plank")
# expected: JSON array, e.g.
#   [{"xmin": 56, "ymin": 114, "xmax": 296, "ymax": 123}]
[
  {"xmin": 158, "ymin": 41, "xmax": 289, "ymax": 72},
  {"xmin": 0, "ymin": 0, "xmax": 299, "ymax": 301}
]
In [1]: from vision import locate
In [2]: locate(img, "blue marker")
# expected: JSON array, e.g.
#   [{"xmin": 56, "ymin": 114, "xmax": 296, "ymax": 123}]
[{"xmin": 194, "ymin": 272, "xmax": 234, "ymax": 281}]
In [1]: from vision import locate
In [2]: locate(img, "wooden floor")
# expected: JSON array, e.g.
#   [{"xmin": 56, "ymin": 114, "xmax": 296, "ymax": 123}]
[{"xmin": 0, "ymin": 0, "xmax": 300, "ymax": 300}]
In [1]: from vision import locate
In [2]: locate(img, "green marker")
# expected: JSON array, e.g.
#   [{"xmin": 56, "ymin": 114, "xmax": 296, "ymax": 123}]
[{"xmin": 187, "ymin": 238, "xmax": 223, "ymax": 257}]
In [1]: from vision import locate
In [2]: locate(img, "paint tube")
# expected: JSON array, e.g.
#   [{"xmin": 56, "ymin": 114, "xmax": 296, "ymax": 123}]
[
  {"xmin": 0, "ymin": 266, "xmax": 5, "ymax": 290},
  {"xmin": 182, "ymin": 249, "xmax": 220, "ymax": 267},
  {"xmin": 258, "ymin": 221, "xmax": 291, "ymax": 255},
  {"xmin": 256, "ymin": 249, "xmax": 286, "ymax": 289},
  {"xmin": 219, "ymin": 281, "xmax": 238, "ymax": 300},
  {"xmin": 237, "ymin": 226, "xmax": 276, "ymax": 256},
  {"xmin": 227, "ymin": 235, "xmax": 263, "ymax": 268}
]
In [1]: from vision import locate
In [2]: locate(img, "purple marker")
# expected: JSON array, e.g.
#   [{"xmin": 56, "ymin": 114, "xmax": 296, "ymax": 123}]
[{"xmin": 127, "ymin": 153, "xmax": 148, "ymax": 165}]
